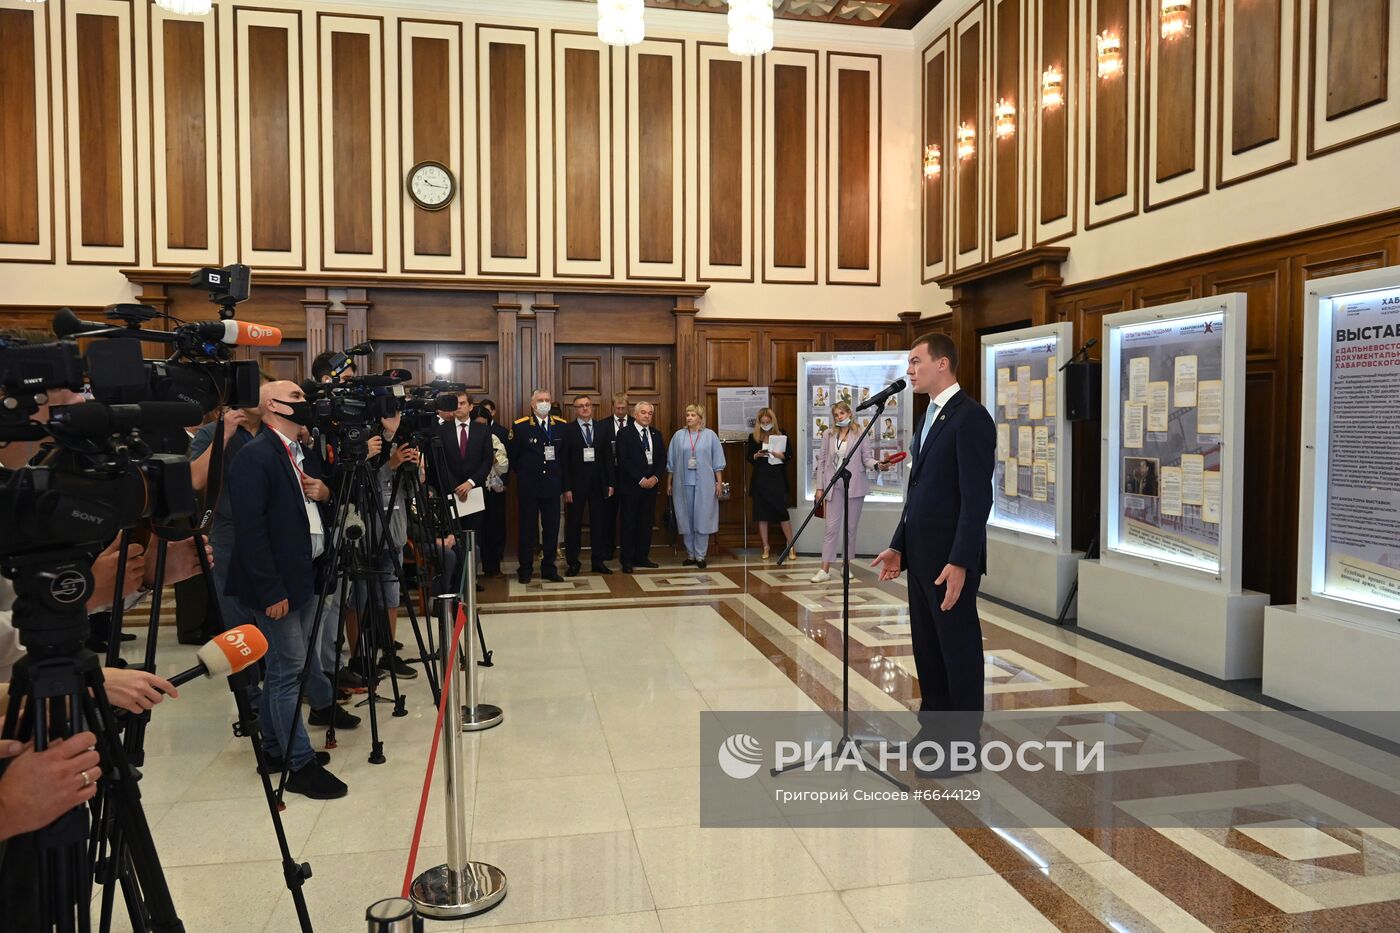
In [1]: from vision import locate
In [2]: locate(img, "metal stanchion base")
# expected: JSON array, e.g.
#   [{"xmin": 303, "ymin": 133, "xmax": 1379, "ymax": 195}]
[
  {"xmin": 410, "ymin": 862, "xmax": 508, "ymax": 919},
  {"xmin": 461, "ymin": 703, "xmax": 503, "ymax": 731}
]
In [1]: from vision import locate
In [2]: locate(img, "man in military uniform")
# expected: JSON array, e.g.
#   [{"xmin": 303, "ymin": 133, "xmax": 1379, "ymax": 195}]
[{"xmin": 509, "ymin": 388, "xmax": 568, "ymax": 584}]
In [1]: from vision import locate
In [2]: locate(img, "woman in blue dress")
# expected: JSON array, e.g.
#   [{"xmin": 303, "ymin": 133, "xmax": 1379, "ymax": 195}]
[{"xmin": 666, "ymin": 404, "xmax": 726, "ymax": 567}]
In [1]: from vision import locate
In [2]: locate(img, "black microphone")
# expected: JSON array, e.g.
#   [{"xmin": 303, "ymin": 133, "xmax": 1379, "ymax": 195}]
[
  {"xmin": 49, "ymin": 401, "xmax": 203, "ymax": 437},
  {"xmin": 856, "ymin": 378, "xmax": 907, "ymax": 412},
  {"xmin": 1058, "ymin": 338, "xmax": 1098, "ymax": 371},
  {"xmin": 53, "ymin": 308, "xmax": 127, "ymax": 339}
]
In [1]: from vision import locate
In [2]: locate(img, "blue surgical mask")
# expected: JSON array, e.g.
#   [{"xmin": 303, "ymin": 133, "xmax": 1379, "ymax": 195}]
[{"xmin": 836, "ymin": 418, "xmax": 851, "ymax": 429}]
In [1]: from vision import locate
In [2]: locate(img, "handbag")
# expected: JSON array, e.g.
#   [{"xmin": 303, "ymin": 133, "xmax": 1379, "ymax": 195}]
[
  {"xmin": 813, "ymin": 497, "xmax": 826, "ymax": 519},
  {"xmin": 662, "ymin": 501, "xmax": 678, "ymax": 535}
]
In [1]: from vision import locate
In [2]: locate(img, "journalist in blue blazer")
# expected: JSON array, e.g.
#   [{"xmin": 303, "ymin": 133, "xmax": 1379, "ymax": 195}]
[{"xmin": 873, "ymin": 334, "xmax": 996, "ymax": 721}]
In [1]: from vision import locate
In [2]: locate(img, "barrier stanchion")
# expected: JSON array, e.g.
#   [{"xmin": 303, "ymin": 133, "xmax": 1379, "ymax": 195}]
[
  {"xmin": 366, "ymin": 897, "xmax": 422, "ymax": 932},
  {"xmin": 458, "ymin": 530, "xmax": 502, "ymax": 731},
  {"xmin": 408, "ymin": 587, "xmax": 507, "ymax": 919}
]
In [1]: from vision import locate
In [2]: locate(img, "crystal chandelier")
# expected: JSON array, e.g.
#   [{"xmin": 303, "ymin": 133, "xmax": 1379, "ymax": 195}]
[
  {"xmin": 1096, "ymin": 31, "xmax": 1123, "ymax": 79},
  {"xmin": 155, "ymin": 0, "xmax": 213, "ymax": 13},
  {"xmin": 956, "ymin": 123, "xmax": 975, "ymax": 161},
  {"xmin": 727, "ymin": 0, "xmax": 774, "ymax": 57},
  {"xmin": 994, "ymin": 99, "xmax": 1016, "ymax": 139},
  {"xmin": 1160, "ymin": 0, "xmax": 1191, "ymax": 39},
  {"xmin": 598, "ymin": 0, "xmax": 645, "ymax": 47},
  {"xmin": 1041, "ymin": 66, "xmax": 1064, "ymax": 110},
  {"xmin": 923, "ymin": 144, "xmax": 941, "ymax": 178}
]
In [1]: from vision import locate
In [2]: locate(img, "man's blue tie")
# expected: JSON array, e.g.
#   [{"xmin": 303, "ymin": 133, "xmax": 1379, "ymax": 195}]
[
  {"xmin": 920, "ymin": 403, "xmax": 939, "ymax": 454},
  {"xmin": 584, "ymin": 422, "xmax": 592, "ymax": 445}
]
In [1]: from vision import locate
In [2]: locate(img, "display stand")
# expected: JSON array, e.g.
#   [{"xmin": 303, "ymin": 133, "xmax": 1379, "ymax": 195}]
[
  {"xmin": 1262, "ymin": 265, "xmax": 1400, "ymax": 740},
  {"xmin": 980, "ymin": 323, "xmax": 1082, "ymax": 618},
  {"xmin": 1078, "ymin": 294, "xmax": 1270, "ymax": 680}
]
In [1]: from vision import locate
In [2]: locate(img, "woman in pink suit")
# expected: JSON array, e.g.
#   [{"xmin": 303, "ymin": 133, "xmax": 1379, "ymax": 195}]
[{"xmin": 811, "ymin": 400, "xmax": 888, "ymax": 583}]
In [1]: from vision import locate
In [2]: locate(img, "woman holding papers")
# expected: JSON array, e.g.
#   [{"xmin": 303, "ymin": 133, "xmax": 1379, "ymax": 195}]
[
  {"xmin": 746, "ymin": 407, "xmax": 791, "ymax": 560},
  {"xmin": 666, "ymin": 405, "xmax": 727, "ymax": 568},
  {"xmin": 811, "ymin": 400, "xmax": 882, "ymax": 583}
]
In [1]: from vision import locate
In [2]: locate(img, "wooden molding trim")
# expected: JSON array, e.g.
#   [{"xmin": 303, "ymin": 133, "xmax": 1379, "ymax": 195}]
[
  {"xmin": 935, "ymin": 245, "xmax": 1070, "ymax": 288},
  {"xmin": 120, "ymin": 268, "xmax": 711, "ymax": 298}
]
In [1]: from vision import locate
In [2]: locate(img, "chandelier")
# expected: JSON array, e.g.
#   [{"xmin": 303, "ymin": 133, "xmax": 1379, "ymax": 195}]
[
  {"xmin": 155, "ymin": 0, "xmax": 213, "ymax": 13},
  {"xmin": 1096, "ymin": 31, "xmax": 1123, "ymax": 79},
  {"xmin": 1160, "ymin": 0, "xmax": 1191, "ymax": 39},
  {"xmin": 1041, "ymin": 66, "xmax": 1064, "ymax": 110},
  {"xmin": 956, "ymin": 123, "xmax": 975, "ymax": 161},
  {"xmin": 598, "ymin": 0, "xmax": 646, "ymax": 47},
  {"xmin": 727, "ymin": 0, "xmax": 774, "ymax": 57}
]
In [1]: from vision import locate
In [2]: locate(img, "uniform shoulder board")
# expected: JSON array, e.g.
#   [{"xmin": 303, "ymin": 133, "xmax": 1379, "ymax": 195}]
[
  {"xmin": 513, "ymin": 416, "xmax": 530, "ymax": 424},
  {"xmin": 551, "ymin": 415, "xmax": 567, "ymax": 424}
]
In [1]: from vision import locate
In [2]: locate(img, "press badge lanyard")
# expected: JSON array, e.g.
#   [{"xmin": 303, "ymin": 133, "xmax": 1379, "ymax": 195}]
[
  {"xmin": 276, "ymin": 433, "xmax": 326, "ymax": 551},
  {"xmin": 687, "ymin": 430, "xmax": 699, "ymax": 470}
]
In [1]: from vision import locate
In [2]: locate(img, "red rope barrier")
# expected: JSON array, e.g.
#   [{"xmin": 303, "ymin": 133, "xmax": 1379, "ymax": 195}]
[{"xmin": 401, "ymin": 603, "xmax": 470, "ymax": 898}]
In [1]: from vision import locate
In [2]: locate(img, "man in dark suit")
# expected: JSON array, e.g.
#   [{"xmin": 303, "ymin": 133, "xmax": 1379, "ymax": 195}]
[
  {"xmin": 595, "ymin": 393, "xmax": 632, "ymax": 562},
  {"xmin": 227, "ymin": 380, "xmax": 349, "ymax": 799},
  {"xmin": 509, "ymin": 388, "xmax": 568, "ymax": 584},
  {"xmin": 426, "ymin": 391, "xmax": 493, "ymax": 589},
  {"xmin": 614, "ymin": 400, "xmax": 665, "ymax": 572},
  {"xmin": 562, "ymin": 394, "xmax": 614, "ymax": 576},
  {"xmin": 872, "ymin": 334, "xmax": 995, "ymax": 771}
]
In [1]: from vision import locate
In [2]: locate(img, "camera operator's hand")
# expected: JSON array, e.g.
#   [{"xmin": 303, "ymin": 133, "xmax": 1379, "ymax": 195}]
[
  {"xmin": 454, "ymin": 480, "xmax": 475, "ymax": 498},
  {"xmin": 301, "ymin": 476, "xmax": 330, "ymax": 502},
  {"xmin": 265, "ymin": 599, "xmax": 289, "ymax": 620},
  {"xmin": 145, "ymin": 538, "xmax": 213, "ymax": 588},
  {"xmin": 389, "ymin": 443, "xmax": 418, "ymax": 470},
  {"xmin": 222, "ymin": 408, "xmax": 249, "ymax": 442},
  {"xmin": 439, "ymin": 535, "xmax": 456, "ymax": 550},
  {"xmin": 563, "ymin": 491, "xmax": 573, "ymax": 504},
  {"xmin": 103, "ymin": 668, "xmax": 178, "ymax": 713},
  {"xmin": 87, "ymin": 539, "xmax": 147, "ymax": 613},
  {"xmin": 0, "ymin": 733, "xmax": 101, "ymax": 840},
  {"xmin": 366, "ymin": 436, "xmax": 384, "ymax": 458}
]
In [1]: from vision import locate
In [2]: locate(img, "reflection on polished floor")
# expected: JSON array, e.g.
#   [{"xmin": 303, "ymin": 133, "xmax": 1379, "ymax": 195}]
[{"xmin": 116, "ymin": 549, "xmax": 1400, "ymax": 931}]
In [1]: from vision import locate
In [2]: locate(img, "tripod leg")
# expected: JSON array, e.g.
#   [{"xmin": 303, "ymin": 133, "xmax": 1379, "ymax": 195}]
[
  {"xmin": 474, "ymin": 608, "xmax": 493, "ymax": 667},
  {"xmin": 400, "ymin": 593, "xmax": 440, "ymax": 706}
]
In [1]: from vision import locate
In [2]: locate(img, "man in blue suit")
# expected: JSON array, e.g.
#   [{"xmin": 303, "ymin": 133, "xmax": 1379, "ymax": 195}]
[
  {"xmin": 872, "ymin": 334, "xmax": 995, "ymax": 757},
  {"xmin": 227, "ymin": 380, "xmax": 348, "ymax": 799}
]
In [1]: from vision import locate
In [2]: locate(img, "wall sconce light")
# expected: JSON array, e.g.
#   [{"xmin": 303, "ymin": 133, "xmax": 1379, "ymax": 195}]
[
  {"xmin": 1041, "ymin": 66, "xmax": 1064, "ymax": 110},
  {"xmin": 1160, "ymin": 0, "xmax": 1191, "ymax": 39},
  {"xmin": 1096, "ymin": 30, "xmax": 1123, "ymax": 79},
  {"xmin": 994, "ymin": 99, "xmax": 1016, "ymax": 139},
  {"xmin": 923, "ymin": 144, "xmax": 942, "ymax": 177},
  {"xmin": 956, "ymin": 123, "xmax": 976, "ymax": 161}
]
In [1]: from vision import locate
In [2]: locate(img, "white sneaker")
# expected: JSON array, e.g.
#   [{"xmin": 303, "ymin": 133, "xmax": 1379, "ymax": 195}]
[{"xmin": 809, "ymin": 570, "xmax": 831, "ymax": 583}]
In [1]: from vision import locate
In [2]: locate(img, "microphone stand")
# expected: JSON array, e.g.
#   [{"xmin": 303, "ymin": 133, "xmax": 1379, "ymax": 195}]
[{"xmin": 770, "ymin": 400, "xmax": 907, "ymax": 792}]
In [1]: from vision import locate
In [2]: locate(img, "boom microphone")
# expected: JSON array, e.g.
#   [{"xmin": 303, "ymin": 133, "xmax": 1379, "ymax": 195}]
[
  {"xmin": 179, "ymin": 319, "xmax": 283, "ymax": 347},
  {"xmin": 856, "ymin": 378, "xmax": 907, "ymax": 412},
  {"xmin": 168, "ymin": 625, "xmax": 269, "ymax": 688}
]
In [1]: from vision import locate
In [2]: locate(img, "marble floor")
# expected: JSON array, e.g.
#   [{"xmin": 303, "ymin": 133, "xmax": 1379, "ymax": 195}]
[{"xmin": 96, "ymin": 548, "xmax": 1400, "ymax": 931}]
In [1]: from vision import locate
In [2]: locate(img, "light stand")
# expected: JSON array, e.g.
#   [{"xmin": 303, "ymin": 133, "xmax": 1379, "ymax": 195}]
[{"xmin": 770, "ymin": 403, "xmax": 907, "ymax": 792}]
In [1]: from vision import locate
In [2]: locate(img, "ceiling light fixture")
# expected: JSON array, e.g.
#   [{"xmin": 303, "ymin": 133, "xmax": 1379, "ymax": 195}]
[
  {"xmin": 598, "ymin": 0, "xmax": 646, "ymax": 47},
  {"xmin": 727, "ymin": 0, "xmax": 774, "ymax": 57}
]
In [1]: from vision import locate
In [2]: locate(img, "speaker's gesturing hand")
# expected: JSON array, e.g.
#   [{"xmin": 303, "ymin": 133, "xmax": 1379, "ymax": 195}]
[{"xmin": 871, "ymin": 548, "xmax": 902, "ymax": 581}]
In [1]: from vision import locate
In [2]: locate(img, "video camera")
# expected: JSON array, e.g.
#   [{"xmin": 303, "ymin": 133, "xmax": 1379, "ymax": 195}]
[
  {"xmin": 398, "ymin": 379, "xmax": 466, "ymax": 439},
  {"xmin": 304, "ymin": 343, "xmax": 411, "ymax": 460}
]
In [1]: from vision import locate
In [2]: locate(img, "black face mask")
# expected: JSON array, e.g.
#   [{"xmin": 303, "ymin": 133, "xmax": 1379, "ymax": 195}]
[{"xmin": 274, "ymin": 399, "xmax": 313, "ymax": 426}]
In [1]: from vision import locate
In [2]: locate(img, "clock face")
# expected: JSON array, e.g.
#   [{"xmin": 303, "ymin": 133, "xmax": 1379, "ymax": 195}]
[{"xmin": 408, "ymin": 162, "xmax": 455, "ymax": 210}]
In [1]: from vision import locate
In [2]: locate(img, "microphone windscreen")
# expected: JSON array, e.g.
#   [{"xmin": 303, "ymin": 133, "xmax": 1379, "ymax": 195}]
[
  {"xmin": 226, "ymin": 320, "xmax": 282, "ymax": 347},
  {"xmin": 196, "ymin": 624, "xmax": 270, "ymax": 678},
  {"xmin": 53, "ymin": 307, "xmax": 102, "ymax": 338}
]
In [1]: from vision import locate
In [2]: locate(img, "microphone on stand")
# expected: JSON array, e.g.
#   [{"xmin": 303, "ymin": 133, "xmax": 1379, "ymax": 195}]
[
  {"xmin": 1058, "ymin": 338, "xmax": 1097, "ymax": 371},
  {"xmin": 168, "ymin": 625, "xmax": 270, "ymax": 689},
  {"xmin": 856, "ymin": 378, "xmax": 907, "ymax": 412}
]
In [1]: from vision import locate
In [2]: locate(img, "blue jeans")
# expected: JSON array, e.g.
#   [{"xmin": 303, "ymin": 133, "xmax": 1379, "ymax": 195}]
[
  {"xmin": 257, "ymin": 599, "xmax": 334, "ymax": 769},
  {"xmin": 212, "ymin": 539, "xmax": 260, "ymax": 708}
]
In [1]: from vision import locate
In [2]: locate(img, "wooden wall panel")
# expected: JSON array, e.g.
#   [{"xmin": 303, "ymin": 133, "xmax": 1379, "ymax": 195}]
[
  {"xmin": 64, "ymin": 0, "xmax": 135, "ymax": 264},
  {"xmin": 476, "ymin": 26, "xmax": 538, "ymax": 276},
  {"xmin": 237, "ymin": 10, "xmax": 303, "ymax": 268},
  {"xmin": 953, "ymin": 9, "xmax": 984, "ymax": 269},
  {"xmin": 319, "ymin": 15, "xmax": 384, "ymax": 271},
  {"xmin": 400, "ymin": 20, "xmax": 464, "ymax": 275},
  {"xmin": 699, "ymin": 45, "xmax": 753, "ymax": 281},
  {"xmin": 1308, "ymin": 0, "xmax": 1400, "ymax": 156},
  {"xmin": 552, "ymin": 32, "xmax": 612, "ymax": 278},
  {"xmin": 0, "ymin": 4, "xmax": 51, "ymax": 262},
  {"xmin": 1145, "ymin": 0, "xmax": 1208, "ymax": 208},
  {"xmin": 627, "ymin": 39, "xmax": 684, "ymax": 280},
  {"xmin": 827, "ymin": 53, "xmax": 880, "ymax": 284},
  {"xmin": 1035, "ymin": 0, "xmax": 1075, "ymax": 244},
  {"xmin": 1085, "ymin": 0, "xmax": 1138, "ymax": 227},
  {"xmin": 1325, "ymin": 0, "xmax": 1388, "ymax": 119},
  {"xmin": 151, "ymin": 7, "xmax": 219, "ymax": 266},
  {"xmin": 1219, "ymin": 0, "xmax": 1297, "ymax": 186},
  {"xmin": 991, "ymin": 0, "xmax": 1024, "ymax": 256},
  {"xmin": 922, "ymin": 38, "xmax": 949, "ymax": 280},
  {"xmin": 763, "ymin": 50, "xmax": 818, "ymax": 283}
]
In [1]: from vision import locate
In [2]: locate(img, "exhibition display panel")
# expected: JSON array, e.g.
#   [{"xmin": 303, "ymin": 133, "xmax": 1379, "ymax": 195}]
[
  {"xmin": 1079, "ymin": 295, "xmax": 1270, "ymax": 679},
  {"xmin": 1264, "ymin": 264, "xmax": 1400, "ymax": 735},
  {"xmin": 793, "ymin": 352, "xmax": 914, "ymax": 555},
  {"xmin": 979, "ymin": 324, "xmax": 1081, "ymax": 617}
]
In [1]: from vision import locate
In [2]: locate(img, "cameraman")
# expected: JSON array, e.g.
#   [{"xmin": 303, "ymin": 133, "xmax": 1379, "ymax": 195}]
[
  {"xmin": 312, "ymin": 350, "xmax": 355, "ymax": 383},
  {"xmin": 225, "ymin": 381, "xmax": 348, "ymax": 799}
]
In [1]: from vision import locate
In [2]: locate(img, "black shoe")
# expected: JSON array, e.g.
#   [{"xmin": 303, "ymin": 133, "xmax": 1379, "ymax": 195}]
[
  {"xmin": 476, "ymin": 582, "xmax": 485, "ymax": 592},
  {"xmin": 565, "ymin": 565, "xmax": 581, "ymax": 577},
  {"xmin": 543, "ymin": 569, "xmax": 563, "ymax": 583},
  {"xmin": 335, "ymin": 667, "xmax": 368, "ymax": 691},
  {"xmin": 592, "ymin": 564, "xmax": 613, "ymax": 575},
  {"xmin": 393, "ymin": 640, "xmax": 404, "ymax": 651},
  {"xmin": 483, "ymin": 567, "xmax": 501, "ymax": 578},
  {"xmin": 517, "ymin": 568, "xmax": 532, "ymax": 584},
  {"xmin": 621, "ymin": 565, "xmax": 634, "ymax": 574},
  {"xmin": 636, "ymin": 560, "xmax": 659, "ymax": 569},
  {"xmin": 696, "ymin": 559, "xmax": 707, "ymax": 569},
  {"xmin": 309, "ymin": 704, "xmax": 361, "ymax": 729},
  {"xmin": 286, "ymin": 760, "xmax": 348, "ymax": 799},
  {"xmin": 682, "ymin": 558, "xmax": 697, "ymax": 566},
  {"xmin": 379, "ymin": 656, "xmax": 418, "ymax": 679},
  {"xmin": 259, "ymin": 751, "xmax": 329, "ymax": 775}
]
